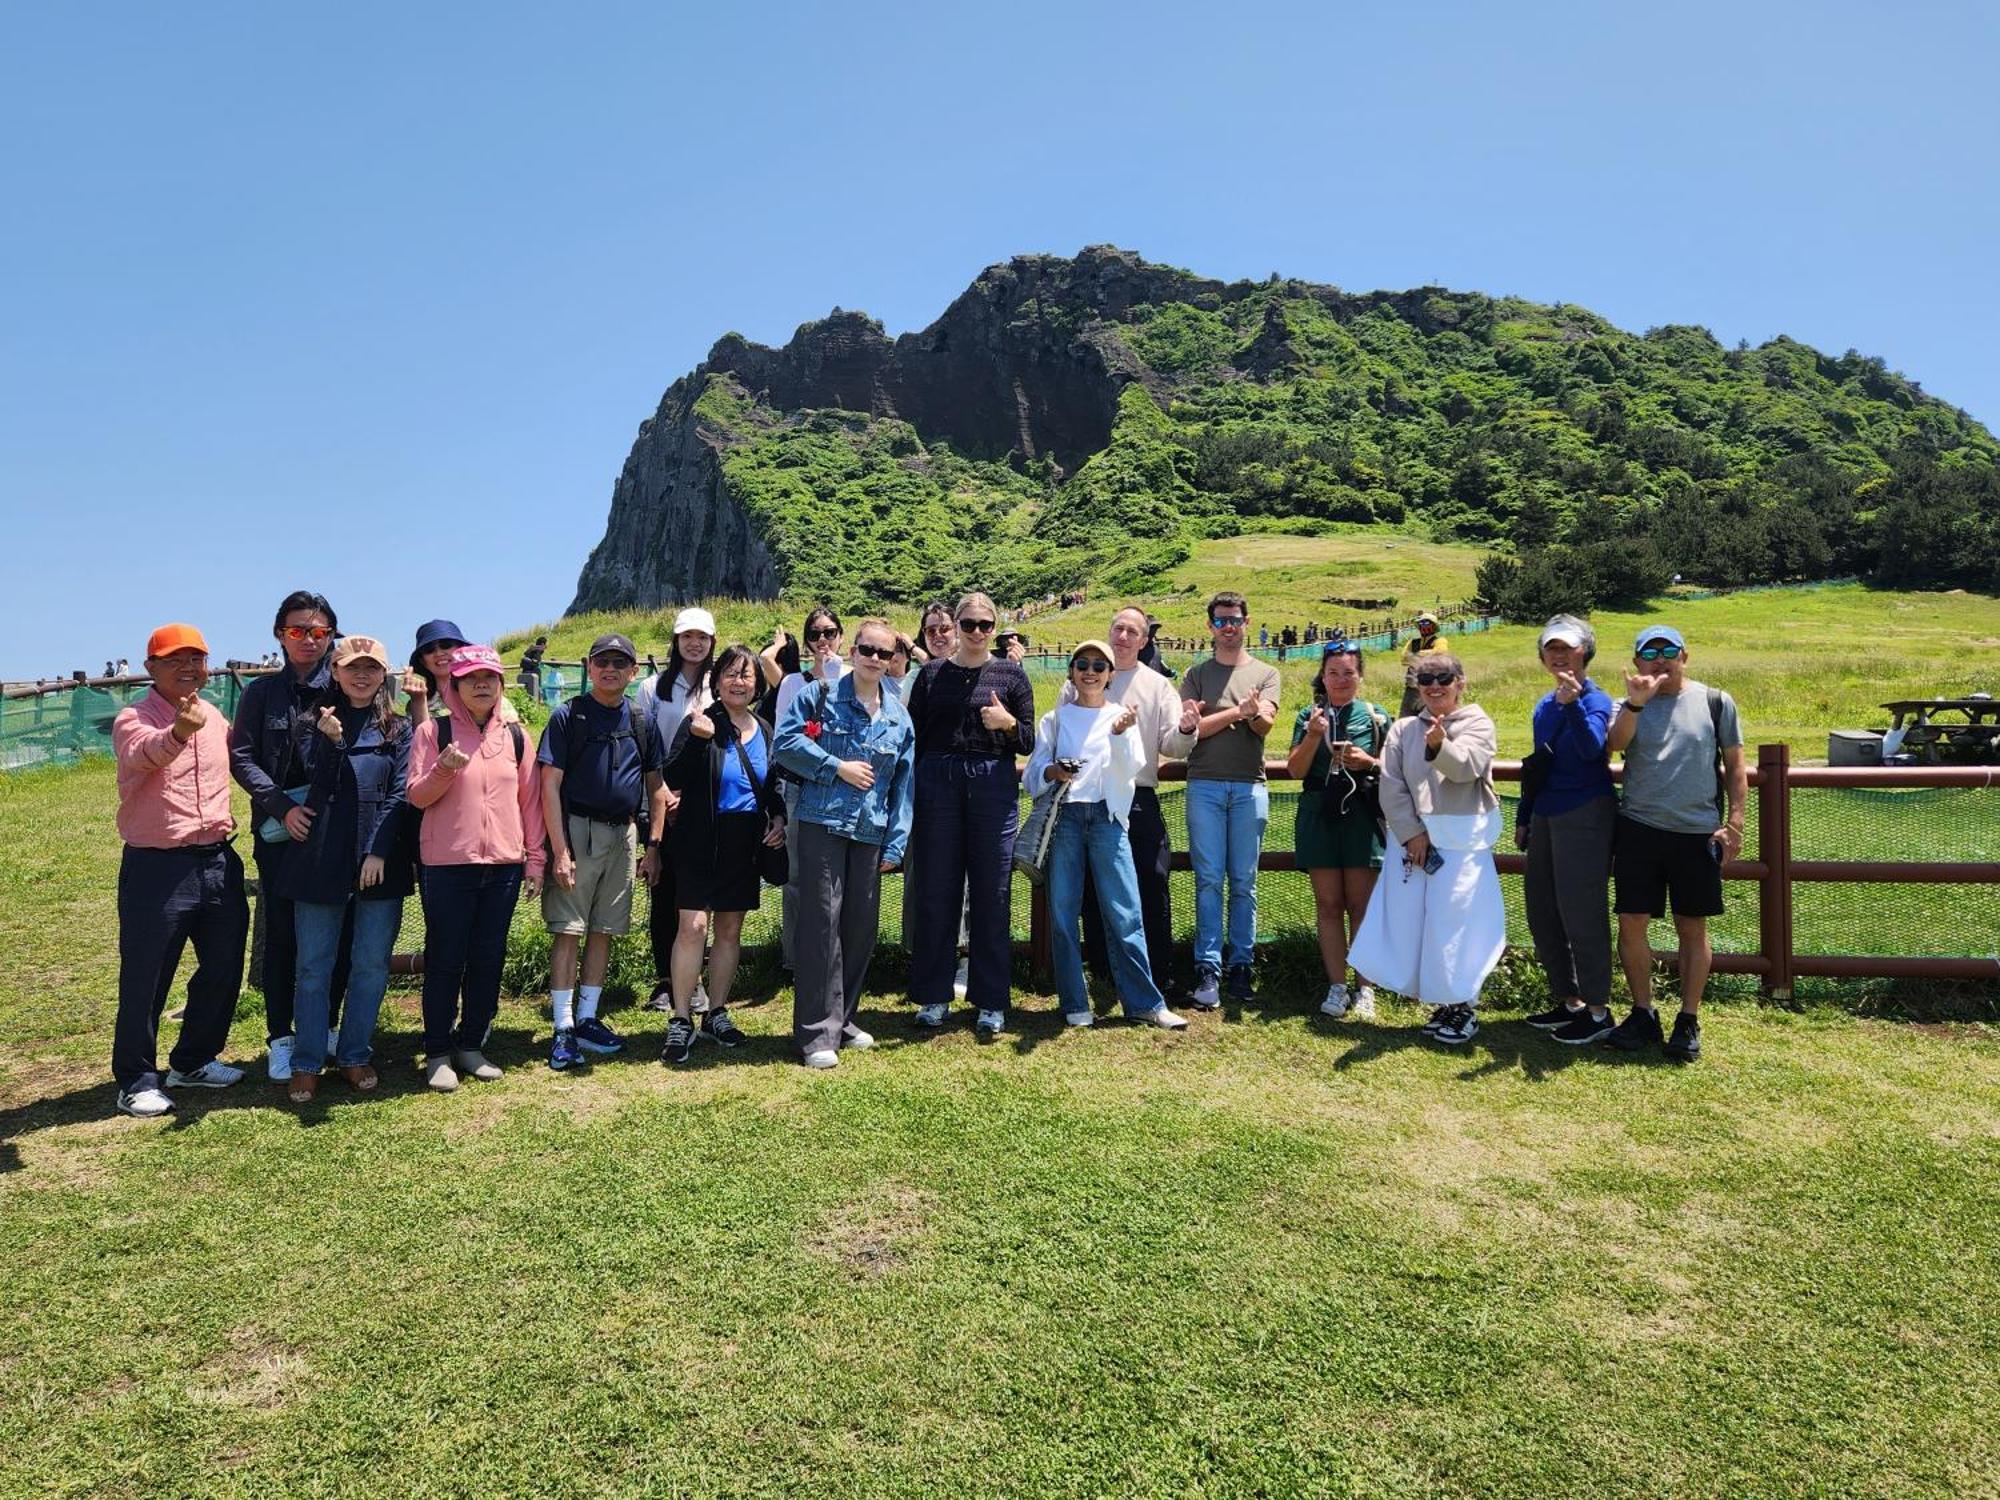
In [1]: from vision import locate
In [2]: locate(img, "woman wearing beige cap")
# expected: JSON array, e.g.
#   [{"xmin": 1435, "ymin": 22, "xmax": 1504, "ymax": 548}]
[{"xmin": 277, "ymin": 635, "xmax": 413, "ymax": 1101}]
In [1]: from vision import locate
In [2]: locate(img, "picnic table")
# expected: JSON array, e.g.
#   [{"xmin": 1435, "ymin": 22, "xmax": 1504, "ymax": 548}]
[{"xmin": 1880, "ymin": 697, "xmax": 2000, "ymax": 764}]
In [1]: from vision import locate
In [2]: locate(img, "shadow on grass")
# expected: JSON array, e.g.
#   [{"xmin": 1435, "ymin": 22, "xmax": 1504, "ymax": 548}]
[{"xmin": 1326, "ymin": 1011, "xmax": 1678, "ymax": 1082}]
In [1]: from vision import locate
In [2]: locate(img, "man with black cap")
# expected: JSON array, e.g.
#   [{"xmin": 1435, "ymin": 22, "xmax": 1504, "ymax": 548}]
[
  {"xmin": 538, "ymin": 632, "xmax": 663, "ymax": 1070},
  {"xmin": 1604, "ymin": 623, "xmax": 1746, "ymax": 1061}
]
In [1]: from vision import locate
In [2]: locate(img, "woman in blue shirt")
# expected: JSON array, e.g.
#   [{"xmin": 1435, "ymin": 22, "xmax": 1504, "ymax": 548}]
[
  {"xmin": 1514, "ymin": 614, "xmax": 1619, "ymax": 1043},
  {"xmin": 660, "ymin": 645, "xmax": 786, "ymax": 1065}
]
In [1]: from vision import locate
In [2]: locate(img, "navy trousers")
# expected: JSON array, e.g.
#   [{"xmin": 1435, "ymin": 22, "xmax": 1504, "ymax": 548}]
[
  {"xmin": 908, "ymin": 754, "xmax": 1019, "ymax": 1011},
  {"xmin": 419, "ymin": 862, "xmax": 524, "ymax": 1055},
  {"xmin": 113, "ymin": 843, "xmax": 249, "ymax": 1091}
]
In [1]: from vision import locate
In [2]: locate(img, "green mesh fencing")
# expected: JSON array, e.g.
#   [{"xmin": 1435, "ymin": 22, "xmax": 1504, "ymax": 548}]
[{"xmin": 1, "ymin": 676, "xmax": 251, "ymax": 772}]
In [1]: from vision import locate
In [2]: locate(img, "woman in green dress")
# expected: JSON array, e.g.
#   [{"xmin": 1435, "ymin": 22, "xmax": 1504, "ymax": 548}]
[{"xmin": 1286, "ymin": 640, "xmax": 1390, "ymax": 1019}]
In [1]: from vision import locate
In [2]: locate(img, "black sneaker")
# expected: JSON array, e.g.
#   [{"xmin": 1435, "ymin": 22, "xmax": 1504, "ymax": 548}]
[
  {"xmin": 1225, "ymin": 964, "xmax": 1254, "ymax": 1003},
  {"xmin": 701, "ymin": 1009, "xmax": 746, "ymax": 1050},
  {"xmin": 1552, "ymin": 1008, "xmax": 1617, "ymax": 1045},
  {"xmin": 1603, "ymin": 1007, "xmax": 1664, "ymax": 1052},
  {"xmin": 1664, "ymin": 1011, "xmax": 1702, "ymax": 1063},
  {"xmin": 660, "ymin": 1017, "xmax": 697, "ymax": 1065},
  {"xmin": 1526, "ymin": 1002, "xmax": 1583, "ymax": 1030}
]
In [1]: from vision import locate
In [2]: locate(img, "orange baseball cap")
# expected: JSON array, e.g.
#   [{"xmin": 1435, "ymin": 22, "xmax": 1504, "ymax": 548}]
[{"xmin": 146, "ymin": 623, "xmax": 210, "ymax": 659}]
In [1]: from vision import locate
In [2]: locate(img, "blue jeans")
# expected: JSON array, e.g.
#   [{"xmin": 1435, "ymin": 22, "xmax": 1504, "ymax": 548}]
[
  {"xmin": 1185, "ymin": 780, "xmax": 1269, "ymax": 974},
  {"xmin": 1047, "ymin": 801, "xmax": 1166, "ymax": 1019},
  {"xmin": 420, "ymin": 863, "xmax": 523, "ymax": 1056},
  {"xmin": 293, "ymin": 897, "xmax": 403, "ymax": 1074}
]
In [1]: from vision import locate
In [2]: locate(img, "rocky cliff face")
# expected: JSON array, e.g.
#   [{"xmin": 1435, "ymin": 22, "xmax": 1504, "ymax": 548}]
[{"xmin": 568, "ymin": 247, "xmax": 1207, "ymax": 612}]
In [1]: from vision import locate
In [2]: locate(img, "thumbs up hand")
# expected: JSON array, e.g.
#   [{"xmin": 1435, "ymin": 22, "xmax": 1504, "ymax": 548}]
[{"xmin": 978, "ymin": 690, "xmax": 1016, "ymax": 732}]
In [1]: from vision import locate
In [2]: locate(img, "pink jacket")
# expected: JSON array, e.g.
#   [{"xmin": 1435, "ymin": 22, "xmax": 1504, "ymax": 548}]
[{"xmin": 407, "ymin": 681, "xmax": 545, "ymax": 878}]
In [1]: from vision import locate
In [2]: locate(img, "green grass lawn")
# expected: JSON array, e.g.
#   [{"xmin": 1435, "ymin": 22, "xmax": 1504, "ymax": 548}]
[{"xmin": 3, "ymin": 760, "xmax": 1997, "ymax": 1496}]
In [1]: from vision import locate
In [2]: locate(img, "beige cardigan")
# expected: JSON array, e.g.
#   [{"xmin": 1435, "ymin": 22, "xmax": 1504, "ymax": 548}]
[{"xmin": 1378, "ymin": 704, "xmax": 1499, "ymax": 846}]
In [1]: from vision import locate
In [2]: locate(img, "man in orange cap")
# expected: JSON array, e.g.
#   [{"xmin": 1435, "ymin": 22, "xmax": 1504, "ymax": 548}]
[{"xmin": 109, "ymin": 624, "xmax": 249, "ymax": 1117}]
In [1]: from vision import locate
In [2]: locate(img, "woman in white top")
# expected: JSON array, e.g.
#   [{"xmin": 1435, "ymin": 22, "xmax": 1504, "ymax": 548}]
[{"xmin": 1026, "ymin": 641, "xmax": 1190, "ymax": 1031}]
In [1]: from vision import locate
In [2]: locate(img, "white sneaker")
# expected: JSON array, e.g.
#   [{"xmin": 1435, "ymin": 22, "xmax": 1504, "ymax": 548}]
[
  {"xmin": 117, "ymin": 1086, "xmax": 175, "ymax": 1118},
  {"xmin": 803, "ymin": 1049, "xmax": 839, "ymax": 1070},
  {"xmin": 1319, "ymin": 983, "xmax": 1351, "ymax": 1018},
  {"xmin": 1063, "ymin": 1010, "xmax": 1095, "ymax": 1028},
  {"xmin": 952, "ymin": 958, "xmax": 970, "ymax": 999},
  {"xmin": 1432, "ymin": 1005, "xmax": 1480, "ymax": 1046},
  {"xmin": 692, "ymin": 983, "xmax": 711, "ymax": 1016},
  {"xmin": 974, "ymin": 1009, "xmax": 1005, "ymax": 1041},
  {"xmin": 1352, "ymin": 985, "xmax": 1377, "ymax": 1020},
  {"xmin": 267, "ymin": 1034, "xmax": 295, "ymax": 1082},
  {"xmin": 165, "ymin": 1060, "xmax": 243, "ymax": 1089},
  {"xmin": 1138, "ymin": 1006, "xmax": 1189, "ymax": 1030},
  {"xmin": 913, "ymin": 1003, "xmax": 948, "ymax": 1029},
  {"xmin": 1190, "ymin": 972, "xmax": 1221, "ymax": 1011},
  {"xmin": 840, "ymin": 1026, "xmax": 875, "ymax": 1051}
]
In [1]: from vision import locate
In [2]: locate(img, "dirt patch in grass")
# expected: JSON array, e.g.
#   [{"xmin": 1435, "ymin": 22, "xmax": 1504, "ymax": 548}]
[
  {"xmin": 7, "ymin": 1118, "xmax": 131, "ymax": 1190},
  {"xmin": 186, "ymin": 1326, "xmax": 309, "ymax": 1410},
  {"xmin": 805, "ymin": 1183, "xmax": 936, "ymax": 1278}
]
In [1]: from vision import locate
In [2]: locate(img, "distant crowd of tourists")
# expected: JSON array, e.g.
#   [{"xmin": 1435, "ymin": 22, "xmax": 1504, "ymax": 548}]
[{"xmin": 107, "ymin": 586, "xmax": 1743, "ymax": 1117}]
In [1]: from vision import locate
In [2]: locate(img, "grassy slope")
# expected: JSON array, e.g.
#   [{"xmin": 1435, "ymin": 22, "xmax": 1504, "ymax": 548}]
[{"xmin": 2, "ymin": 766, "xmax": 1997, "ymax": 1496}]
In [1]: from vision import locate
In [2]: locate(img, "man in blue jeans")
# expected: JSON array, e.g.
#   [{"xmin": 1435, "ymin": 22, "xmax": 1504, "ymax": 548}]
[{"xmin": 1179, "ymin": 591, "xmax": 1282, "ymax": 1009}]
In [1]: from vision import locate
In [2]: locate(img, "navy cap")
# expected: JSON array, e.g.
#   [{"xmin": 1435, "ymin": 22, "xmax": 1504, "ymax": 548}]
[{"xmin": 589, "ymin": 632, "xmax": 638, "ymax": 662}]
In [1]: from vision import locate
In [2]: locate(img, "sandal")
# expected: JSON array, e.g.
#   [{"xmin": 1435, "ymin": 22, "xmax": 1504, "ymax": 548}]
[
  {"xmin": 341, "ymin": 1064, "xmax": 379, "ymax": 1093},
  {"xmin": 288, "ymin": 1071, "xmax": 320, "ymax": 1104}
]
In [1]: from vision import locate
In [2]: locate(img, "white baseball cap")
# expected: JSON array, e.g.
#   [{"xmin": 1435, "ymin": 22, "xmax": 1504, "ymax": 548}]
[{"xmin": 672, "ymin": 607, "xmax": 717, "ymax": 637}]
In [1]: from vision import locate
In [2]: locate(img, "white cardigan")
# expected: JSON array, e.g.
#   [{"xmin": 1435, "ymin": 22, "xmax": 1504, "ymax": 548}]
[{"xmin": 1024, "ymin": 703, "xmax": 1144, "ymax": 826}]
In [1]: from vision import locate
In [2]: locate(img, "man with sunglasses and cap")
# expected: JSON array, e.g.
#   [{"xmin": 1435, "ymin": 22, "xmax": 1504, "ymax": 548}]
[
  {"xmin": 1399, "ymin": 612, "xmax": 1445, "ymax": 718},
  {"xmin": 1604, "ymin": 624, "xmax": 1746, "ymax": 1061},
  {"xmin": 110, "ymin": 624, "xmax": 249, "ymax": 1116},
  {"xmin": 230, "ymin": 588, "xmax": 351, "ymax": 1083},
  {"xmin": 538, "ymin": 631, "xmax": 665, "ymax": 1069}
]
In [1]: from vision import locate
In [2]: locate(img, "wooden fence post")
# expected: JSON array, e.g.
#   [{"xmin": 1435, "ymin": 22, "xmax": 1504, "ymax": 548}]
[{"xmin": 1758, "ymin": 742, "xmax": 1793, "ymax": 1000}]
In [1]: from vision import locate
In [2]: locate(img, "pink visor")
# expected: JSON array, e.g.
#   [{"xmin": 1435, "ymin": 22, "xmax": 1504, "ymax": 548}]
[{"xmin": 446, "ymin": 644, "xmax": 506, "ymax": 678}]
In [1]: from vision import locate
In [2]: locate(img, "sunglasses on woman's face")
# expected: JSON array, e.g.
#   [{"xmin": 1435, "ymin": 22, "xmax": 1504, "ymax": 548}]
[
  {"xmin": 806, "ymin": 626, "xmax": 840, "ymax": 643},
  {"xmin": 1414, "ymin": 671, "xmax": 1458, "ymax": 686},
  {"xmin": 957, "ymin": 618, "xmax": 995, "ymax": 633},
  {"xmin": 852, "ymin": 642, "xmax": 894, "ymax": 661},
  {"xmin": 1071, "ymin": 658, "xmax": 1112, "ymax": 673},
  {"xmin": 1636, "ymin": 643, "xmax": 1684, "ymax": 661}
]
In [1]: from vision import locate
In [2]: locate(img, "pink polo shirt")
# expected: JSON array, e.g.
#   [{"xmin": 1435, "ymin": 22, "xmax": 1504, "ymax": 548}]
[
  {"xmin": 407, "ymin": 699, "xmax": 546, "ymax": 878},
  {"xmin": 113, "ymin": 689, "xmax": 237, "ymax": 848}
]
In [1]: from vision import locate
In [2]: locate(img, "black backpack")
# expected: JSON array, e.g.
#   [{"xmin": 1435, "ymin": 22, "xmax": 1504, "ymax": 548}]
[{"xmin": 436, "ymin": 711, "xmax": 525, "ymax": 763}]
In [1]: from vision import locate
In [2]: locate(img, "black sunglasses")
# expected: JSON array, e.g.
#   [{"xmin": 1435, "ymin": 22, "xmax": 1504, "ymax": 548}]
[
  {"xmin": 1414, "ymin": 670, "xmax": 1458, "ymax": 686},
  {"xmin": 1071, "ymin": 657, "xmax": 1112, "ymax": 673},
  {"xmin": 852, "ymin": 642, "xmax": 894, "ymax": 660},
  {"xmin": 957, "ymin": 617, "xmax": 996, "ymax": 633},
  {"xmin": 590, "ymin": 653, "xmax": 635, "ymax": 669},
  {"xmin": 805, "ymin": 626, "xmax": 841, "ymax": 643}
]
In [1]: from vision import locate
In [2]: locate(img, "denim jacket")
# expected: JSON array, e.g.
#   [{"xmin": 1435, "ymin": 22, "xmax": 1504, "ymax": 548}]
[{"xmin": 774, "ymin": 675, "xmax": 916, "ymax": 863}]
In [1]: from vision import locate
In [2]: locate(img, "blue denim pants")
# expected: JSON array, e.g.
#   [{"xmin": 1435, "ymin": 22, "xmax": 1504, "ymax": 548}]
[
  {"xmin": 293, "ymin": 896, "xmax": 403, "ymax": 1073},
  {"xmin": 1184, "ymin": 779, "xmax": 1269, "ymax": 974},
  {"xmin": 1047, "ymin": 800, "xmax": 1167, "ymax": 1019}
]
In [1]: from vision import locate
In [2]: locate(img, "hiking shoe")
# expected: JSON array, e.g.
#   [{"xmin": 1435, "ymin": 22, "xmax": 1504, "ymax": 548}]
[
  {"xmin": 1351, "ymin": 985, "xmax": 1377, "ymax": 1020},
  {"xmin": 1319, "ymin": 983, "xmax": 1351, "ymax": 1018},
  {"xmin": 1137, "ymin": 1005, "xmax": 1189, "ymax": 1030},
  {"xmin": 974, "ymin": 1009, "xmax": 1005, "ymax": 1042},
  {"xmin": 165, "ymin": 1060, "xmax": 243, "ymax": 1089},
  {"xmin": 660, "ymin": 1017, "xmax": 697, "ymax": 1065},
  {"xmin": 1664, "ymin": 1011, "xmax": 1703, "ymax": 1063},
  {"xmin": 451, "ymin": 1049, "xmax": 503, "ymax": 1082},
  {"xmin": 644, "ymin": 983, "xmax": 674, "ymax": 1013},
  {"xmin": 701, "ymin": 1009, "xmax": 746, "ymax": 1049},
  {"xmin": 803, "ymin": 1049, "xmax": 839, "ymax": 1070},
  {"xmin": 424, "ymin": 1056, "xmax": 460, "ymax": 1092},
  {"xmin": 1603, "ymin": 1007, "xmax": 1664, "ymax": 1053},
  {"xmin": 117, "ymin": 1085, "xmax": 174, "ymax": 1118},
  {"xmin": 1553, "ymin": 1009, "xmax": 1617, "ymax": 1045},
  {"xmin": 1431, "ymin": 1005, "xmax": 1480, "ymax": 1046},
  {"xmin": 1526, "ymin": 1002, "xmax": 1583, "ymax": 1030},
  {"xmin": 1189, "ymin": 968, "xmax": 1221, "ymax": 1011},
  {"xmin": 912, "ymin": 1003, "xmax": 948, "ymax": 1030},
  {"xmin": 1063, "ymin": 1010, "xmax": 1095, "ymax": 1028},
  {"xmin": 574, "ymin": 1017, "xmax": 625, "ymax": 1055},
  {"xmin": 1225, "ymin": 965, "xmax": 1254, "ymax": 1003},
  {"xmin": 549, "ymin": 1029, "xmax": 583, "ymax": 1070},
  {"xmin": 952, "ymin": 958, "xmax": 970, "ymax": 1000},
  {"xmin": 840, "ymin": 1025, "xmax": 875, "ymax": 1051},
  {"xmin": 267, "ymin": 1034, "xmax": 295, "ymax": 1083}
]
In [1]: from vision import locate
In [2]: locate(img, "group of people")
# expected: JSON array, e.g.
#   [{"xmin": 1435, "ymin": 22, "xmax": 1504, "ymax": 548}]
[{"xmin": 107, "ymin": 584, "xmax": 1743, "ymax": 1119}]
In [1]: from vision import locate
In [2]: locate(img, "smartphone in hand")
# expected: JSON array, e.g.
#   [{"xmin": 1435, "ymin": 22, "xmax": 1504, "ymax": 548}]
[{"xmin": 1422, "ymin": 846, "xmax": 1445, "ymax": 875}]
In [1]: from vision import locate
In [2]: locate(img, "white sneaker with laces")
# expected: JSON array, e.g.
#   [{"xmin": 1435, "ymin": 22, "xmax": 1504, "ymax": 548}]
[
  {"xmin": 165, "ymin": 1060, "xmax": 243, "ymax": 1089},
  {"xmin": 267, "ymin": 1035, "xmax": 295, "ymax": 1082},
  {"xmin": 1352, "ymin": 985, "xmax": 1377, "ymax": 1020},
  {"xmin": 974, "ymin": 1008, "xmax": 1005, "ymax": 1039},
  {"xmin": 117, "ymin": 1086, "xmax": 175, "ymax": 1118},
  {"xmin": 952, "ymin": 958, "xmax": 970, "ymax": 1000},
  {"xmin": 1138, "ymin": 1006, "xmax": 1189, "ymax": 1030},
  {"xmin": 841, "ymin": 1026, "xmax": 875, "ymax": 1050},
  {"xmin": 1433, "ymin": 1006, "xmax": 1480, "ymax": 1046},
  {"xmin": 803, "ymin": 1049, "xmax": 839, "ymax": 1070},
  {"xmin": 1319, "ymin": 983, "xmax": 1351, "ymax": 1018},
  {"xmin": 1063, "ymin": 1010, "xmax": 1094, "ymax": 1028}
]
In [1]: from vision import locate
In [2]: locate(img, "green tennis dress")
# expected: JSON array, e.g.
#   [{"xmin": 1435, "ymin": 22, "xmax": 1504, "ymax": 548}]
[{"xmin": 1292, "ymin": 700, "xmax": 1388, "ymax": 871}]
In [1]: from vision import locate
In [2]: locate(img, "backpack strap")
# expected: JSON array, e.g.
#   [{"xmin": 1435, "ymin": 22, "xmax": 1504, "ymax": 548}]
[{"xmin": 1707, "ymin": 685, "xmax": 1727, "ymax": 823}]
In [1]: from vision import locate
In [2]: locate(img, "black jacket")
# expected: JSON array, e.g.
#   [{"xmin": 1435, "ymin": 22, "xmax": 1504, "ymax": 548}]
[
  {"xmin": 276, "ymin": 708, "xmax": 413, "ymax": 905},
  {"xmin": 665, "ymin": 703, "xmax": 785, "ymax": 856},
  {"xmin": 230, "ymin": 660, "xmax": 333, "ymax": 826}
]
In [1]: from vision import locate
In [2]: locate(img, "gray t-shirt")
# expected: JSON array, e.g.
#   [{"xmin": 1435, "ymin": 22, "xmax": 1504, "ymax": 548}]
[
  {"xmin": 1181, "ymin": 657, "xmax": 1283, "ymax": 783},
  {"xmin": 1619, "ymin": 679, "xmax": 1743, "ymax": 836}
]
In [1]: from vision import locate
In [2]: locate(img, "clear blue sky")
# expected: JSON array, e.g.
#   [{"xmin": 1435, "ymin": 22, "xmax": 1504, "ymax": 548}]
[{"xmin": 4, "ymin": 0, "xmax": 1995, "ymax": 679}]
